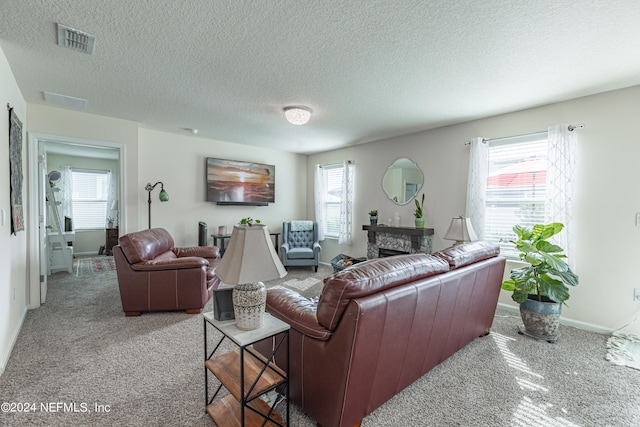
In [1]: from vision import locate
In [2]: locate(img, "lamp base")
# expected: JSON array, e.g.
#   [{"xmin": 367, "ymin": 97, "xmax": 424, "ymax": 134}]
[{"xmin": 232, "ymin": 281, "xmax": 267, "ymax": 330}]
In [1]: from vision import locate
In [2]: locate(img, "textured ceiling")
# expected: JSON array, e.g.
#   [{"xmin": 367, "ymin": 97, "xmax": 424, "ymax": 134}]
[{"xmin": 2, "ymin": 1, "xmax": 640, "ymax": 154}]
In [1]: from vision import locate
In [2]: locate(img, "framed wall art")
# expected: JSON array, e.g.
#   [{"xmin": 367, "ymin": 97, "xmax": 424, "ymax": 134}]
[{"xmin": 8, "ymin": 104, "xmax": 24, "ymax": 234}]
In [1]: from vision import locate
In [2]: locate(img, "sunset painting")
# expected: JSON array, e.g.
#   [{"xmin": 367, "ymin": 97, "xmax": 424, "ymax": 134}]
[{"xmin": 206, "ymin": 158, "xmax": 275, "ymax": 203}]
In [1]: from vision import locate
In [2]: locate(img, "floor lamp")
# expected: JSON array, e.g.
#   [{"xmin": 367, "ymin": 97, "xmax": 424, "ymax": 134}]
[{"xmin": 145, "ymin": 181, "xmax": 169, "ymax": 229}]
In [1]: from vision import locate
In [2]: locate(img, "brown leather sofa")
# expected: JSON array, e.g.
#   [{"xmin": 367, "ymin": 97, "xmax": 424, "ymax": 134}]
[
  {"xmin": 113, "ymin": 228, "xmax": 221, "ymax": 316},
  {"xmin": 256, "ymin": 241, "xmax": 505, "ymax": 427}
]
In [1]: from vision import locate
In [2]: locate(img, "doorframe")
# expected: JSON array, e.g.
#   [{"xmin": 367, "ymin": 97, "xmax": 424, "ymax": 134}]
[{"xmin": 27, "ymin": 132, "xmax": 126, "ymax": 309}]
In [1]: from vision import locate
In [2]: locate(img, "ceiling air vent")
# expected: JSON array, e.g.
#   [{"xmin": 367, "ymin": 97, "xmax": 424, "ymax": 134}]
[
  {"xmin": 43, "ymin": 91, "xmax": 88, "ymax": 109},
  {"xmin": 57, "ymin": 23, "xmax": 96, "ymax": 54}
]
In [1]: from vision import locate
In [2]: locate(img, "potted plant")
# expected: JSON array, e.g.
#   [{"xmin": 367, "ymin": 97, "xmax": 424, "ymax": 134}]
[
  {"xmin": 413, "ymin": 193, "xmax": 425, "ymax": 228},
  {"xmin": 501, "ymin": 222, "xmax": 579, "ymax": 342},
  {"xmin": 239, "ymin": 217, "xmax": 261, "ymax": 226},
  {"xmin": 106, "ymin": 216, "xmax": 114, "ymax": 228},
  {"xmin": 368, "ymin": 210, "xmax": 378, "ymax": 225}
]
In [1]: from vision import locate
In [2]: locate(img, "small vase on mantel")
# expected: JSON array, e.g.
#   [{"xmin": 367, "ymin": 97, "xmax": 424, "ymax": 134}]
[{"xmin": 414, "ymin": 217, "xmax": 425, "ymax": 228}]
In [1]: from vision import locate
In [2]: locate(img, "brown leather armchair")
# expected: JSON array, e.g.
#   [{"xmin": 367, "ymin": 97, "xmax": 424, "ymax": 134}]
[{"xmin": 113, "ymin": 228, "xmax": 221, "ymax": 316}]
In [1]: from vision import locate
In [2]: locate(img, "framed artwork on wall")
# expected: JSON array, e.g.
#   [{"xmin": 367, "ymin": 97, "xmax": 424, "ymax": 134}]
[{"xmin": 8, "ymin": 104, "xmax": 24, "ymax": 234}]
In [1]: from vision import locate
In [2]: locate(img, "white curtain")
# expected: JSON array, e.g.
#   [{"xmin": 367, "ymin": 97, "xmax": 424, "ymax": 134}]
[
  {"xmin": 314, "ymin": 164, "xmax": 326, "ymax": 241},
  {"xmin": 338, "ymin": 160, "xmax": 354, "ymax": 245},
  {"xmin": 465, "ymin": 137, "xmax": 488, "ymax": 240},
  {"xmin": 546, "ymin": 124, "xmax": 577, "ymax": 269},
  {"xmin": 106, "ymin": 169, "xmax": 118, "ymax": 226},
  {"xmin": 60, "ymin": 166, "xmax": 73, "ymax": 225}
]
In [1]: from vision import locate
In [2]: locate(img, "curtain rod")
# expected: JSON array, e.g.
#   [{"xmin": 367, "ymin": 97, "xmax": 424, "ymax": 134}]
[
  {"xmin": 464, "ymin": 123, "xmax": 585, "ymax": 145},
  {"xmin": 318, "ymin": 160, "xmax": 353, "ymax": 168}
]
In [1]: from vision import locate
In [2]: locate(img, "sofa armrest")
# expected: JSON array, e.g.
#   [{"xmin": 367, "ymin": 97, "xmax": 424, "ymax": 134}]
[
  {"xmin": 312, "ymin": 242, "xmax": 321, "ymax": 254},
  {"xmin": 267, "ymin": 288, "xmax": 332, "ymax": 340},
  {"xmin": 131, "ymin": 256, "xmax": 209, "ymax": 271},
  {"xmin": 174, "ymin": 246, "xmax": 220, "ymax": 259}
]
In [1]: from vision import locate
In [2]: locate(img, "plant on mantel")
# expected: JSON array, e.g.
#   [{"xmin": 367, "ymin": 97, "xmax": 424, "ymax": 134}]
[
  {"xmin": 413, "ymin": 194, "xmax": 425, "ymax": 228},
  {"xmin": 368, "ymin": 210, "xmax": 378, "ymax": 225}
]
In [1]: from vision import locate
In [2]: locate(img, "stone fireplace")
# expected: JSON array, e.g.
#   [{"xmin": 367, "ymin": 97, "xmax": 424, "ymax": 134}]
[{"xmin": 362, "ymin": 225, "xmax": 434, "ymax": 259}]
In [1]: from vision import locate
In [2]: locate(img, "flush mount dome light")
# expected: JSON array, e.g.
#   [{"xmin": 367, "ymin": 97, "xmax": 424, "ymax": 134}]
[{"xmin": 284, "ymin": 106, "xmax": 312, "ymax": 125}]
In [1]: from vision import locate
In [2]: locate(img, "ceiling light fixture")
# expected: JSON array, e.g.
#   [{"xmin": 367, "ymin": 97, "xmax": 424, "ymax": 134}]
[{"xmin": 284, "ymin": 106, "xmax": 312, "ymax": 125}]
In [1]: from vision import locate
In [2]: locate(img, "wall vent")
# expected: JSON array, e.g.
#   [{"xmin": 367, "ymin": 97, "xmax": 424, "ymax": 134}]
[
  {"xmin": 43, "ymin": 91, "xmax": 88, "ymax": 109},
  {"xmin": 57, "ymin": 23, "xmax": 96, "ymax": 54}
]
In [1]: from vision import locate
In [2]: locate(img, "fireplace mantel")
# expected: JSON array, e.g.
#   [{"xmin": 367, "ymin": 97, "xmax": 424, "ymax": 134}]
[{"xmin": 362, "ymin": 225, "xmax": 434, "ymax": 250}]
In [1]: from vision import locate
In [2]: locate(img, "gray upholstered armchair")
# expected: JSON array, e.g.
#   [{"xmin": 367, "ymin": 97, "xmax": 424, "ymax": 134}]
[{"xmin": 281, "ymin": 221, "xmax": 322, "ymax": 272}]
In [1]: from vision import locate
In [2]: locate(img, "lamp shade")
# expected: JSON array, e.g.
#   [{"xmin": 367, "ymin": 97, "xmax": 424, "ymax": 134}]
[
  {"xmin": 111, "ymin": 200, "xmax": 118, "ymax": 210},
  {"xmin": 443, "ymin": 216, "xmax": 478, "ymax": 245},
  {"xmin": 216, "ymin": 224, "xmax": 287, "ymax": 285}
]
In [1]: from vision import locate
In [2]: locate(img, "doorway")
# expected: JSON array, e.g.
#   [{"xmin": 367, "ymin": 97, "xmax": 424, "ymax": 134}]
[{"xmin": 27, "ymin": 133, "xmax": 125, "ymax": 308}]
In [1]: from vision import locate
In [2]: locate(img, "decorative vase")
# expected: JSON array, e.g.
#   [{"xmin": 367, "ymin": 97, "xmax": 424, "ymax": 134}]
[
  {"xmin": 107, "ymin": 222, "xmax": 114, "ymax": 228},
  {"xmin": 232, "ymin": 282, "xmax": 267, "ymax": 330},
  {"xmin": 414, "ymin": 217, "xmax": 425, "ymax": 228},
  {"xmin": 519, "ymin": 295, "xmax": 562, "ymax": 341},
  {"xmin": 370, "ymin": 216, "xmax": 378, "ymax": 225}
]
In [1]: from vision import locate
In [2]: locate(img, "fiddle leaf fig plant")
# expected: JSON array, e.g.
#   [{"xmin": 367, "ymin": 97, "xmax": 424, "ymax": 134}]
[{"xmin": 501, "ymin": 222, "xmax": 578, "ymax": 305}]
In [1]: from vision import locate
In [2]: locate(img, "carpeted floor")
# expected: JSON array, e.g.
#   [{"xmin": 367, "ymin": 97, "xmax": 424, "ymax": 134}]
[{"xmin": 1, "ymin": 264, "xmax": 639, "ymax": 426}]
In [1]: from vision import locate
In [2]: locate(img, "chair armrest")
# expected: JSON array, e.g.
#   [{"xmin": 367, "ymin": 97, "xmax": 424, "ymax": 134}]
[
  {"xmin": 174, "ymin": 246, "xmax": 220, "ymax": 259},
  {"xmin": 281, "ymin": 242, "xmax": 290, "ymax": 254},
  {"xmin": 267, "ymin": 288, "xmax": 332, "ymax": 340},
  {"xmin": 312, "ymin": 242, "xmax": 321, "ymax": 253},
  {"xmin": 131, "ymin": 257, "xmax": 209, "ymax": 271}
]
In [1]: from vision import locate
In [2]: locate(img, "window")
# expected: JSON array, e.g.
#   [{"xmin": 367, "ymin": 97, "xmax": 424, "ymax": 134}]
[
  {"xmin": 485, "ymin": 132, "xmax": 548, "ymax": 257},
  {"xmin": 315, "ymin": 161, "xmax": 353, "ymax": 243},
  {"xmin": 70, "ymin": 169, "xmax": 110, "ymax": 230},
  {"xmin": 321, "ymin": 164, "xmax": 344, "ymax": 238}
]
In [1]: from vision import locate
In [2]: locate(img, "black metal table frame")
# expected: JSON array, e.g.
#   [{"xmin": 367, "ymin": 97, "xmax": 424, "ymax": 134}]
[{"xmin": 204, "ymin": 317, "xmax": 290, "ymax": 426}]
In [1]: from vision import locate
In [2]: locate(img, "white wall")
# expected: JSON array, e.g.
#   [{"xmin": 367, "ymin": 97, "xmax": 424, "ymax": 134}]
[
  {"xmin": 137, "ymin": 128, "xmax": 307, "ymax": 245},
  {"xmin": 28, "ymin": 105, "xmax": 140, "ymax": 235},
  {"xmin": 0, "ymin": 46, "xmax": 28, "ymax": 375},
  {"xmin": 308, "ymin": 85, "xmax": 640, "ymax": 335}
]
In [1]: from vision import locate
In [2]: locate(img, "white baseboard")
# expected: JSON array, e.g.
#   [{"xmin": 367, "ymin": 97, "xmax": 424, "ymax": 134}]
[
  {"xmin": 496, "ymin": 302, "xmax": 611, "ymax": 334},
  {"xmin": 0, "ymin": 305, "xmax": 28, "ymax": 377}
]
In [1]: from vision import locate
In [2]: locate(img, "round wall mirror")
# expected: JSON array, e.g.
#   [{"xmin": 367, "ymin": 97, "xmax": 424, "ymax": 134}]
[{"xmin": 382, "ymin": 158, "xmax": 424, "ymax": 205}]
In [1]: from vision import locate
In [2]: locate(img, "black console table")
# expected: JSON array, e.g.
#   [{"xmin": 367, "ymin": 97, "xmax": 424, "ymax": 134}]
[{"xmin": 212, "ymin": 232, "xmax": 281, "ymax": 255}]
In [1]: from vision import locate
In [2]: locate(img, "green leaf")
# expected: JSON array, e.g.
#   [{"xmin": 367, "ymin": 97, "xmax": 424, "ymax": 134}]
[
  {"xmin": 540, "ymin": 252, "xmax": 569, "ymax": 272},
  {"xmin": 555, "ymin": 269, "xmax": 579, "ymax": 287},
  {"xmin": 515, "ymin": 241, "xmax": 537, "ymax": 253},
  {"xmin": 513, "ymin": 225, "xmax": 532, "ymax": 240},
  {"xmin": 525, "ymin": 252, "xmax": 544, "ymax": 266},
  {"xmin": 537, "ymin": 223, "xmax": 564, "ymax": 240},
  {"xmin": 536, "ymin": 241, "xmax": 563, "ymax": 253},
  {"xmin": 501, "ymin": 279, "xmax": 516, "ymax": 291}
]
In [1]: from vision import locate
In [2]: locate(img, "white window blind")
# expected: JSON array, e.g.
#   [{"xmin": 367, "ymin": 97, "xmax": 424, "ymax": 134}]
[
  {"xmin": 71, "ymin": 169, "xmax": 109, "ymax": 230},
  {"xmin": 486, "ymin": 133, "xmax": 548, "ymax": 257},
  {"xmin": 323, "ymin": 164, "xmax": 344, "ymax": 238}
]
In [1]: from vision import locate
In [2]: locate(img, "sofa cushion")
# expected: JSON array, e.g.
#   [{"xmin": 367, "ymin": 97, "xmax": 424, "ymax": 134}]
[
  {"xmin": 118, "ymin": 228, "xmax": 175, "ymax": 264},
  {"xmin": 288, "ymin": 247, "xmax": 315, "ymax": 259},
  {"xmin": 316, "ymin": 254, "xmax": 449, "ymax": 331},
  {"xmin": 433, "ymin": 241, "xmax": 500, "ymax": 269}
]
